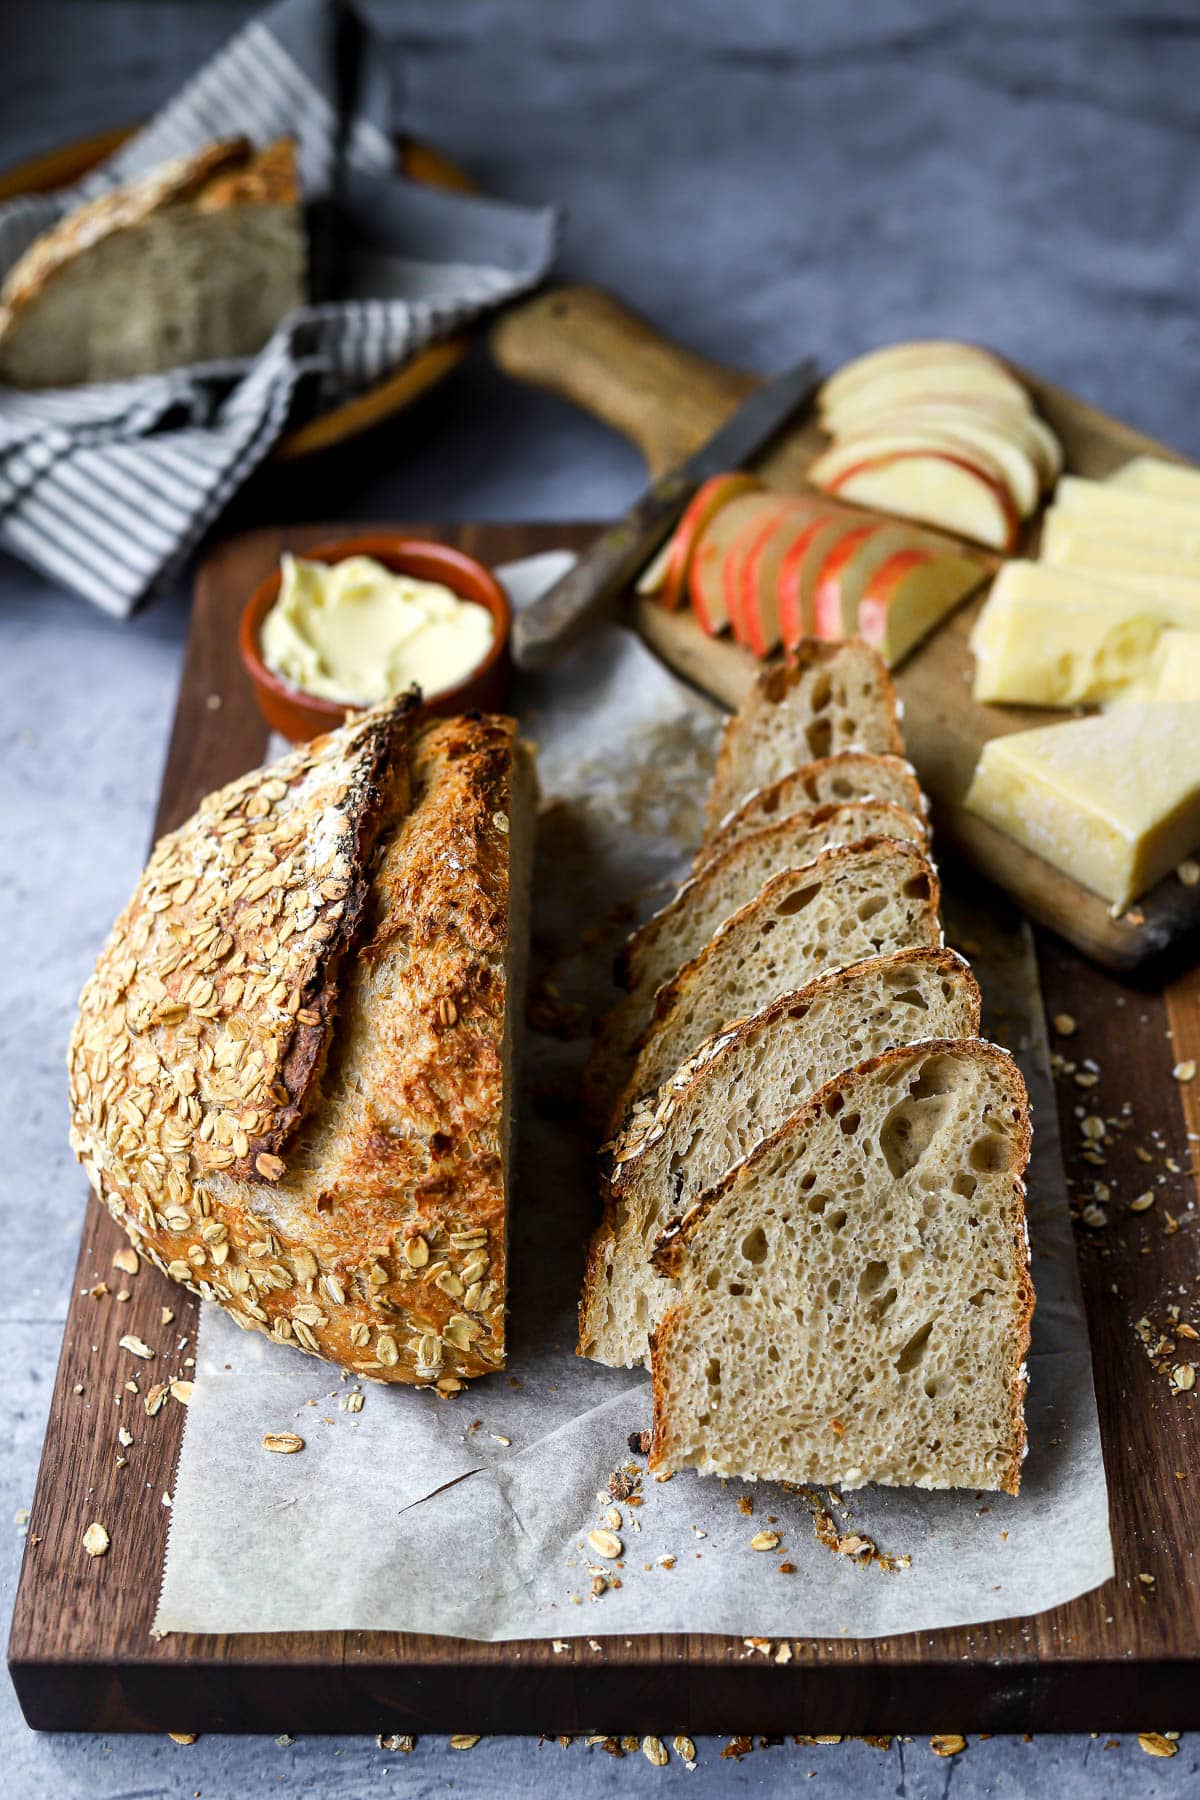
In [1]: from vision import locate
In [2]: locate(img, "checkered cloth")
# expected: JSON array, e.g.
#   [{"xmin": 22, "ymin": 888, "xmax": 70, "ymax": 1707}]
[{"xmin": 0, "ymin": 0, "xmax": 557, "ymax": 614}]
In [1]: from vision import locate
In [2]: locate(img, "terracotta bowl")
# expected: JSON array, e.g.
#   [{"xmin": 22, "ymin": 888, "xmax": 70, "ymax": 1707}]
[{"xmin": 239, "ymin": 534, "xmax": 512, "ymax": 742}]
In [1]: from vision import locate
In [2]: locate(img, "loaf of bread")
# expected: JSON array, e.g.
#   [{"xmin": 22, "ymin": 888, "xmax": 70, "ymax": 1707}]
[
  {"xmin": 579, "ymin": 949, "xmax": 980, "ymax": 1368},
  {"xmin": 649, "ymin": 1039, "xmax": 1033, "ymax": 1493},
  {"xmin": 68, "ymin": 699, "xmax": 535, "ymax": 1391},
  {"xmin": 704, "ymin": 641, "xmax": 904, "ymax": 833},
  {"xmin": 698, "ymin": 751, "xmax": 927, "ymax": 871},
  {"xmin": 0, "ymin": 138, "xmax": 305, "ymax": 387},
  {"xmin": 618, "ymin": 838, "xmax": 942, "ymax": 1118}
]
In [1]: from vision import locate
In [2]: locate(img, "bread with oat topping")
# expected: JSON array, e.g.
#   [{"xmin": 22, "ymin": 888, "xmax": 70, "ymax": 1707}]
[
  {"xmin": 697, "ymin": 752, "xmax": 927, "ymax": 871},
  {"xmin": 68, "ymin": 701, "xmax": 535, "ymax": 1390},
  {"xmin": 578, "ymin": 949, "xmax": 980, "ymax": 1369},
  {"xmin": 648, "ymin": 1039, "xmax": 1033, "ymax": 1494},
  {"xmin": 704, "ymin": 641, "xmax": 904, "ymax": 834},
  {"xmin": 615, "ymin": 838, "xmax": 942, "ymax": 1124},
  {"xmin": 0, "ymin": 137, "xmax": 305, "ymax": 387}
]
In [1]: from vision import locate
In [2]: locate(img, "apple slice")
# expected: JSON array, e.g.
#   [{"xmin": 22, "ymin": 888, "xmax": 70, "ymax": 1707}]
[
  {"xmin": 777, "ymin": 513, "xmax": 865, "ymax": 649},
  {"xmin": 811, "ymin": 522, "xmax": 935, "ymax": 638},
  {"xmin": 725, "ymin": 495, "xmax": 831, "ymax": 652},
  {"xmin": 858, "ymin": 548, "xmax": 985, "ymax": 666},
  {"xmin": 809, "ymin": 445, "xmax": 1018, "ymax": 551},
  {"xmin": 655, "ymin": 471, "xmax": 761, "ymax": 610},
  {"xmin": 855, "ymin": 400, "xmax": 1061, "ymax": 491},
  {"xmin": 835, "ymin": 416, "xmax": 1040, "ymax": 517},
  {"xmin": 819, "ymin": 340, "xmax": 1021, "ymax": 413},
  {"xmin": 822, "ymin": 362, "xmax": 1031, "ymax": 436},
  {"xmin": 688, "ymin": 491, "xmax": 784, "ymax": 635}
]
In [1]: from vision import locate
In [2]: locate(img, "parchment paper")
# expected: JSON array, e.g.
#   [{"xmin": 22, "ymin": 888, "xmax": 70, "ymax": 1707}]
[{"xmin": 154, "ymin": 554, "xmax": 1113, "ymax": 1640}]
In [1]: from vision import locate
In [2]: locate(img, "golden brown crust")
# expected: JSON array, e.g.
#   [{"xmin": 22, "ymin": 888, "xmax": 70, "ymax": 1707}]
[
  {"xmin": 197, "ymin": 138, "xmax": 300, "ymax": 212},
  {"xmin": 704, "ymin": 641, "xmax": 904, "ymax": 833},
  {"xmin": 0, "ymin": 139, "xmax": 254, "ymax": 318},
  {"xmin": 697, "ymin": 752, "xmax": 928, "ymax": 872},
  {"xmin": 68, "ymin": 706, "xmax": 530, "ymax": 1392},
  {"xmin": 648, "ymin": 1037, "xmax": 1034, "ymax": 1492}
]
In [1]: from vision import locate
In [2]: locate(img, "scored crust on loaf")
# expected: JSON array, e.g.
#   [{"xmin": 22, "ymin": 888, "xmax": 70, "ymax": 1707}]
[
  {"xmin": 578, "ymin": 949, "xmax": 981, "ymax": 1368},
  {"xmin": 69, "ymin": 707, "xmax": 534, "ymax": 1390},
  {"xmin": 704, "ymin": 640, "xmax": 904, "ymax": 834},
  {"xmin": 649, "ymin": 1039, "xmax": 1033, "ymax": 1494},
  {"xmin": 697, "ymin": 753, "xmax": 927, "ymax": 872},
  {"xmin": 622, "ymin": 801, "xmax": 927, "ymax": 1011},
  {"xmin": 616, "ymin": 839, "xmax": 942, "ymax": 1122}
]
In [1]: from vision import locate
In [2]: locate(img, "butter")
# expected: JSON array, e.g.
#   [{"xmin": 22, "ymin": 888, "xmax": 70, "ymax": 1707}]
[
  {"xmin": 261, "ymin": 554, "xmax": 494, "ymax": 705},
  {"xmin": 1110, "ymin": 628, "xmax": 1200, "ymax": 705},
  {"xmin": 970, "ymin": 561, "xmax": 1168, "ymax": 705},
  {"xmin": 1109, "ymin": 455, "xmax": 1200, "ymax": 508},
  {"xmin": 965, "ymin": 706, "xmax": 1200, "ymax": 906}
]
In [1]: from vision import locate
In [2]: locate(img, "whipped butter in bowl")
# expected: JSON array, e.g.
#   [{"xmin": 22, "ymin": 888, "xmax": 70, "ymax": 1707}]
[{"xmin": 240, "ymin": 535, "xmax": 512, "ymax": 741}]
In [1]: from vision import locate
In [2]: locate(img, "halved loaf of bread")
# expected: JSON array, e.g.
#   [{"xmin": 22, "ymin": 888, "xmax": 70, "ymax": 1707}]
[
  {"xmin": 621, "ymin": 801, "xmax": 927, "ymax": 1028},
  {"xmin": 0, "ymin": 138, "xmax": 305, "ymax": 387},
  {"xmin": 618, "ymin": 839, "xmax": 942, "ymax": 1117},
  {"xmin": 704, "ymin": 640, "xmax": 904, "ymax": 834},
  {"xmin": 579, "ymin": 948, "xmax": 981, "ymax": 1368},
  {"xmin": 698, "ymin": 752, "xmax": 927, "ymax": 872},
  {"xmin": 649, "ymin": 1039, "xmax": 1033, "ymax": 1494}
]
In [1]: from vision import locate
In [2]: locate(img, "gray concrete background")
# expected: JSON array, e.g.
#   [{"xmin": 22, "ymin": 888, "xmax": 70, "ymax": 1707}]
[{"xmin": 3, "ymin": 2, "xmax": 1200, "ymax": 1794}]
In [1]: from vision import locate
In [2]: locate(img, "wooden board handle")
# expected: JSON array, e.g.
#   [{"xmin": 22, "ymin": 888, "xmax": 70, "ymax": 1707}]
[{"xmin": 490, "ymin": 284, "xmax": 754, "ymax": 476}]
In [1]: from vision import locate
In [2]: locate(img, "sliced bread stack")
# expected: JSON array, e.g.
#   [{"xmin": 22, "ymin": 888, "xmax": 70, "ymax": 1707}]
[{"xmin": 578, "ymin": 637, "xmax": 1033, "ymax": 1495}]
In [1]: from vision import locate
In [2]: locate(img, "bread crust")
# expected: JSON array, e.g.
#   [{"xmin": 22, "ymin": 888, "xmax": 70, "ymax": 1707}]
[
  {"xmin": 697, "ymin": 752, "xmax": 927, "ymax": 872},
  {"xmin": 704, "ymin": 640, "xmax": 904, "ymax": 833},
  {"xmin": 648, "ymin": 1037, "xmax": 1034, "ymax": 1495},
  {"xmin": 69, "ymin": 705, "xmax": 531, "ymax": 1391},
  {"xmin": 197, "ymin": 139, "xmax": 299, "ymax": 211}
]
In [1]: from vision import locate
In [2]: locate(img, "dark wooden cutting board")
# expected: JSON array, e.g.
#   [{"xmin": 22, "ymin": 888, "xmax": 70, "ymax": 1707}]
[
  {"xmin": 493, "ymin": 286, "xmax": 1200, "ymax": 976},
  {"xmin": 10, "ymin": 520, "xmax": 1200, "ymax": 1735}
]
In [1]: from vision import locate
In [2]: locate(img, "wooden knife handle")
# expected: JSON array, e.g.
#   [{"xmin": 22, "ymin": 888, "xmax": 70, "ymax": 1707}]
[{"xmin": 491, "ymin": 284, "xmax": 754, "ymax": 476}]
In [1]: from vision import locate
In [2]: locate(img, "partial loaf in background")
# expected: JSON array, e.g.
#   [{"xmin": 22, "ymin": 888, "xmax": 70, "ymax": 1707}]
[
  {"xmin": 68, "ymin": 698, "xmax": 535, "ymax": 1390},
  {"xmin": 0, "ymin": 138, "xmax": 305, "ymax": 386}
]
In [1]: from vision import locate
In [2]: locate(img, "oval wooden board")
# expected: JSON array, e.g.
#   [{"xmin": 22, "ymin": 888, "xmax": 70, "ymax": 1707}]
[
  {"xmin": 0, "ymin": 127, "xmax": 478, "ymax": 462},
  {"xmin": 492, "ymin": 285, "xmax": 1200, "ymax": 976}
]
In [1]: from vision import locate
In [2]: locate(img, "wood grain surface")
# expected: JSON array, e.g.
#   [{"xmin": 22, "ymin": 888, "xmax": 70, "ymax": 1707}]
[
  {"xmin": 9, "ymin": 521, "xmax": 1200, "ymax": 1736},
  {"xmin": 493, "ymin": 287, "xmax": 1200, "ymax": 975}
]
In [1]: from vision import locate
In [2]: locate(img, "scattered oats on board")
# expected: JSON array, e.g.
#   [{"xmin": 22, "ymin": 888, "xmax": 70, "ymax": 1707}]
[
  {"xmin": 167, "ymin": 1732, "xmax": 197, "ymax": 1745},
  {"xmin": 587, "ymin": 1528, "xmax": 622, "ymax": 1558},
  {"xmin": 376, "ymin": 1733, "xmax": 414, "ymax": 1752},
  {"xmin": 1138, "ymin": 1732, "xmax": 1178, "ymax": 1758},
  {"xmin": 1052, "ymin": 1013, "xmax": 1077, "ymax": 1037},
  {"xmin": 674, "ymin": 1734, "xmax": 697, "ymax": 1767},
  {"xmin": 749, "ymin": 1531, "xmax": 780, "ymax": 1551},
  {"xmin": 262, "ymin": 1432, "xmax": 305, "ymax": 1454},
  {"xmin": 1173, "ymin": 1060, "xmax": 1197, "ymax": 1083},
  {"xmin": 1178, "ymin": 859, "xmax": 1200, "ymax": 887},
  {"xmin": 112, "ymin": 1247, "xmax": 139, "ymax": 1275},
  {"xmin": 82, "ymin": 1522, "xmax": 109, "ymax": 1557},
  {"xmin": 930, "ymin": 1735, "xmax": 966, "ymax": 1757},
  {"xmin": 449, "ymin": 1733, "xmax": 481, "ymax": 1750},
  {"xmin": 642, "ymin": 1736, "xmax": 669, "ymax": 1766},
  {"xmin": 118, "ymin": 1334, "xmax": 154, "ymax": 1360}
]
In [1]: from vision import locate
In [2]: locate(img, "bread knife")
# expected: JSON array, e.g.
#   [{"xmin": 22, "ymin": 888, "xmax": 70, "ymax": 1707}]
[{"xmin": 511, "ymin": 356, "xmax": 821, "ymax": 670}]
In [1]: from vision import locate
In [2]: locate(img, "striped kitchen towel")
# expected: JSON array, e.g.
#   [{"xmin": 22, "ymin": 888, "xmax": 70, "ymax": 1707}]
[{"xmin": 0, "ymin": 0, "xmax": 558, "ymax": 615}]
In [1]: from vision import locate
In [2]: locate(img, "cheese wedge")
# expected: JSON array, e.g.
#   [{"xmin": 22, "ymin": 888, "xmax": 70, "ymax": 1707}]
[
  {"xmin": 965, "ymin": 707, "xmax": 1200, "ymax": 907},
  {"xmin": 970, "ymin": 562, "xmax": 1173, "ymax": 705},
  {"xmin": 1110, "ymin": 628, "xmax": 1200, "ymax": 705},
  {"xmin": 1109, "ymin": 455, "xmax": 1200, "ymax": 508},
  {"xmin": 1041, "ymin": 511, "xmax": 1200, "ymax": 574}
]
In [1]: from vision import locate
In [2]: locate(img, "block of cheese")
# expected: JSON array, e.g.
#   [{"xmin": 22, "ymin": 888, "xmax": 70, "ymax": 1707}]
[
  {"xmin": 970, "ymin": 562, "xmax": 1169, "ymax": 705},
  {"xmin": 965, "ymin": 706, "xmax": 1200, "ymax": 906},
  {"xmin": 1109, "ymin": 455, "xmax": 1200, "ymax": 508},
  {"xmin": 1054, "ymin": 474, "xmax": 1200, "ymax": 532},
  {"xmin": 1041, "ymin": 510, "xmax": 1200, "ymax": 575},
  {"xmin": 1111, "ymin": 628, "xmax": 1200, "ymax": 705}
]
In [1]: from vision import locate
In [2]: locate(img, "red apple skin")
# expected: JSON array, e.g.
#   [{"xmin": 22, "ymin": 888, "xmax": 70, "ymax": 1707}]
[
  {"xmin": 737, "ymin": 499, "xmax": 833, "ymax": 657},
  {"xmin": 823, "ymin": 449, "xmax": 1018, "ymax": 552},
  {"xmin": 810, "ymin": 524, "xmax": 883, "ymax": 639},
  {"xmin": 777, "ymin": 514, "xmax": 850, "ymax": 650},
  {"xmin": 724, "ymin": 499, "xmax": 814, "ymax": 648},
  {"xmin": 689, "ymin": 492, "xmax": 782, "ymax": 635},
  {"xmin": 660, "ymin": 471, "xmax": 760, "ymax": 610},
  {"xmin": 857, "ymin": 548, "xmax": 933, "ymax": 649}
]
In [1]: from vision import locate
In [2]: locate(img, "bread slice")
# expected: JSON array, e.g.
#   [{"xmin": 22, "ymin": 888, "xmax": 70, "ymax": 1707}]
[
  {"xmin": 622, "ymin": 801, "xmax": 927, "ymax": 1028},
  {"xmin": 649, "ymin": 1039, "xmax": 1033, "ymax": 1494},
  {"xmin": 0, "ymin": 138, "xmax": 305, "ymax": 386},
  {"xmin": 619, "ymin": 839, "xmax": 942, "ymax": 1117},
  {"xmin": 69, "ymin": 706, "xmax": 535, "ymax": 1391},
  {"xmin": 698, "ymin": 752, "xmax": 927, "ymax": 871},
  {"xmin": 579, "ymin": 949, "xmax": 980, "ymax": 1368},
  {"xmin": 704, "ymin": 640, "xmax": 903, "ymax": 834}
]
